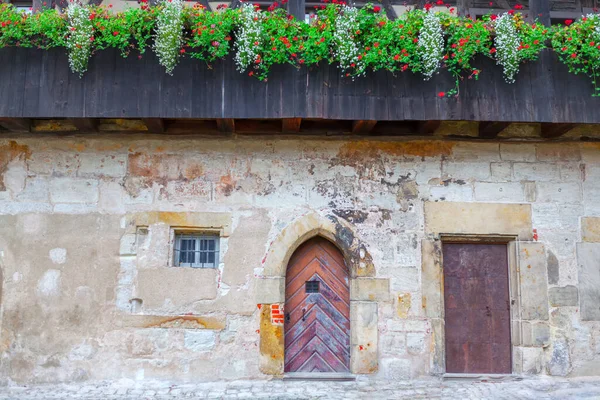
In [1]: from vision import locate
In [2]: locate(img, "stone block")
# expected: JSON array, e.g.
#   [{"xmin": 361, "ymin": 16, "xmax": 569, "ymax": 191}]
[
  {"xmin": 396, "ymin": 293, "xmax": 411, "ymax": 318},
  {"xmin": 254, "ymin": 278, "xmax": 285, "ymax": 304},
  {"xmin": 428, "ymin": 183, "xmax": 473, "ymax": 202},
  {"xmin": 521, "ymin": 347, "xmax": 544, "ymax": 374},
  {"xmin": 350, "ymin": 302, "xmax": 378, "ymax": 374},
  {"xmin": 522, "ymin": 322, "xmax": 550, "ymax": 347},
  {"xmin": 536, "ymin": 143, "xmax": 581, "ymax": 161},
  {"xmin": 50, "ymin": 178, "xmax": 99, "ymax": 204},
  {"xmin": 582, "ymin": 217, "xmax": 600, "ymax": 243},
  {"xmin": 135, "ymin": 268, "xmax": 218, "ymax": 310},
  {"xmin": 350, "ymin": 278, "xmax": 390, "ymax": 301},
  {"xmin": 78, "ymin": 154, "xmax": 127, "ymax": 177},
  {"xmin": 548, "ymin": 337, "xmax": 571, "ymax": 376},
  {"xmin": 120, "ymin": 234, "xmax": 137, "ymax": 256},
  {"xmin": 380, "ymin": 332, "xmax": 406, "ymax": 356},
  {"xmin": 443, "ymin": 162, "xmax": 491, "ymax": 180},
  {"xmin": 513, "ymin": 163, "xmax": 559, "ymax": 181},
  {"xmin": 548, "ymin": 286, "xmax": 578, "ymax": 307},
  {"xmin": 184, "ymin": 330, "xmax": 216, "ymax": 352},
  {"xmin": 421, "ymin": 239, "xmax": 442, "ymax": 318},
  {"xmin": 406, "ymin": 332, "xmax": 426, "ymax": 355},
  {"xmin": 577, "ymin": 243, "xmax": 600, "ymax": 321},
  {"xmin": 451, "ymin": 142, "xmax": 499, "ymax": 161},
  {"xmin": 16, "ymin": 177, "xmax": 49, "ymax": 203},
  {"xmin": 519, "ymin": 242, "xmax": 549, "ymax": 321},
  {"xmin": 424, "ymin": 202, "xmax": 532, "ymax": 240},
  {"xmin": 473, "ymin": 182, "xmax": 525, "ymax": 202},
  {"xmin": 380, "ymin": 358, "xmax": 411, "ymax": 380},
  {"xmin": 500, "ymin": 143, "xmax": 536, "ymax": 162},
  {"xmin": 536, "ymin": 182, "xmax": 582, "ymax": 204},
  {"xmin": 259, "ymin": 304, "xmax": 284, "ymax": 375},
  {"xmin": 491, "ymin": 162, "xmax": 512, "ymax": 181},
  {"xmin": 547, "ymin": 250, "xmax": 560, "ymax": 285}
]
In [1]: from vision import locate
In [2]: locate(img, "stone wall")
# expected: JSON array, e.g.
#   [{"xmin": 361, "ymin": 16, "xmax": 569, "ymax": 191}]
[{"xmin": 0, "ymin": 136, "xmax": 599, "ymax": 384}]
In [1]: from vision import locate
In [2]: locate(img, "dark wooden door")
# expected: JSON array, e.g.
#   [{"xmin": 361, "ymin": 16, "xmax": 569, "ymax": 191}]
[
  {"xmin": 284, "ymin": 237, "xmax": 350, "ymax": 373},
  {"xmin": 443, "ymin": 243, "xmax": 512, "ymax": 374}
]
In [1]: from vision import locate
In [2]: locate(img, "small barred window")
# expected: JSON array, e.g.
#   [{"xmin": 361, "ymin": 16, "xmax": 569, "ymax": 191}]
[{"xmin": 174, "ymin": 233, "xmax": 220, "ymax": 268}]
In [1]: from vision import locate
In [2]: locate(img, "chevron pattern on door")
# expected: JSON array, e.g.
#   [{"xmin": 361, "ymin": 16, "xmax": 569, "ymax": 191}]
[{"xmin": 284, "ymin": 237, "xmax": 350, "ymax": 373}]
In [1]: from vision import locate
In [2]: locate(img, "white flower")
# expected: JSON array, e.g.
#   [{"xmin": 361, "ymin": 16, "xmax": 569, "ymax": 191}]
[
  {"xmin": 494, "ymin": 13, "xmax": 520, "ymax": 83},
  {"xmin": 154, "ymin": 0, "xmax": 184, "ymax": 75},
  {"xmin": 234, "ymin": 4, "xmax": 262, "ymax": 73},
  {"xmin": 66, "ymin": 1, "xmax": 93, "ymax": 77},
  {"xmin": 418, "ymin": 10, "xmax": 443, "ymax": 80},
  {"xmin": 332, "ymin": 6, "xmax": 363, "ymax": 76}
]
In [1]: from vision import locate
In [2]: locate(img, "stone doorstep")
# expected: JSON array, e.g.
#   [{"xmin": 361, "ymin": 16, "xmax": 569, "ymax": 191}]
[
  {"xmin": 443, "ymin": 373, "xmax": 524, "ymax": 382},
  {"xmin": 282, "ymin": 372, "xmax": 356, "ymax": 381}
]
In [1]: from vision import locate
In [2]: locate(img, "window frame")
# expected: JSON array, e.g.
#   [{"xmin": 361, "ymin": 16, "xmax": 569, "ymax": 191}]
[{"xmin": 172, "ymin": 230, "xmax": 221, "ymax": 269}]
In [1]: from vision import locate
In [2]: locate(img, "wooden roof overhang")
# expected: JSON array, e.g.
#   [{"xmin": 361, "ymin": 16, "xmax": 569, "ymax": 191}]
[{"xmin": 2, "ymin": 45, "xmax": 600, "ymax": 140}]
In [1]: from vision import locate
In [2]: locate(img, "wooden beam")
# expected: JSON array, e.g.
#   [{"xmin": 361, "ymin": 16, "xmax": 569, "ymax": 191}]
[
  {"xmin": 352, "ymin": 120, "xmax": 377, "ymax": 134},
  {"xmin": 0, "ymin": 118, "xmax": 31, "ymax": 132},
  {"xmin": 530, "ymin": 0, "xmax": 551, "ymax": 25},
  {"xmin": 541, "ymin": 123, "xmax": 576, "ymax": 138},
  {"xmin": 381, "ymin": 0, "xmax": 397, "ymax": 20},
  {"xmin": 282, "ymin": 118, "xmax": 302, "ymax": 133},
  {"xmin": 72, "ymin": 118, "xmax": 98, "ymax": 132},
  {"xmin": 142, "ymin": 118, "xmax": 165, "ymax": 133},
  {"xmin": 418, "ymin": 120, "xmax": 441, "ymax": 135},
  {"xmin": 287, "ymin": 0, "xmax": 305, "ymax": 21},
  {"xmin": 479, "ymin": 121, "xmax": 511, "ymax": 138},
  {"xmin": 216, "ymin": 118, "xmax": 235, "ymax": 133}
]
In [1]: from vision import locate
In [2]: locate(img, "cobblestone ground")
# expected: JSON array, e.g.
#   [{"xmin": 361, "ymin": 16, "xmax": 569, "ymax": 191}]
[{"xmin": 1, "ymin": 377, "xmax": 600, "ymax": 400}]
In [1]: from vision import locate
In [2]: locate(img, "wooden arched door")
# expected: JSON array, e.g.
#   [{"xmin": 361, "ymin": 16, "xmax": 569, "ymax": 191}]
[{"xmin": 284, "ymin": 237, "xmax": 350, "ymax": 373}]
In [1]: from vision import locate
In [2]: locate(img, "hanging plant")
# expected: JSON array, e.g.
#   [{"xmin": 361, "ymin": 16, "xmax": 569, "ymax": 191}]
[
  {"xmin": 234, "ymin": 3, "xmax": 263, "ymax": 76},
  {"xmin": 418, "ymin": 9, "xmax": 443, "ymax": 80},
  {"xmin": 333, "ymin": 5, "xmax": 364, "ymax": 77},
  {"xmin": 153, "ymin": 0, "xmax": 184, "ymax": 75},
  {"xmin": 552, "ymin": 14, "xmax": 600, "ymax": 96},
  {"xmin": 493, "ymin": 13, "xmax": 520, "ymax": 83},
  {"xmin": 66, "ymin": 1, "xmax": 94, "ymax": 77}
]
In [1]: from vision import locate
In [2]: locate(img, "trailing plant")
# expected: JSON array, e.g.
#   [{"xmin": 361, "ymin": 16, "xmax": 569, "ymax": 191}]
[
  {"xmin": 493, "ymin": 12, "xmax": 549, "ymax": 83},
  {"xmin": 440, "ymin": 13, "xmax": 491, "ymax": 96},
  {"xmin": 552, "ymin": 14, "xmax": 600, "ymax": 96},
  {"xmin": 188, "ymin": 4, "xmax": 237, "ymax": 63},
  {"xmin": 153, "ymin": 0, "xmax": 184, "ymax": 74},
  {"xmin": 332, "ymin": 5, "xmax": 364, "ymax": 76},
  {"xmin": 93, "ymin": 5, "xmax": 155, "ymax": 57},
  {"xmin": 66, "ymin": 1, "xmax": 94, "ymax": 76},
  {"xmin": 234, "ymin": 3, "xmax": 262, "ymax": 75},
  {"xmin": 418, "ymin": 8, "xmax": 443, "ymax": 80}
]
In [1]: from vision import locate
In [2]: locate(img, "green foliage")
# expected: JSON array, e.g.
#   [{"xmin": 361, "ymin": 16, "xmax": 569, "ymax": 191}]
[
  {"xmin": 187, "ymin": 5, "xmax": 237, "ymax": 63},
  {"xmin": 552, "ymin": 15, "xmax": 600, "ymax": 96}
]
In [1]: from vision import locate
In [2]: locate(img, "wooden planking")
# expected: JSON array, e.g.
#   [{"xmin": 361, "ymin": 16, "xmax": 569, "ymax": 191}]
[
  {"xmin": 1, "ymin": 48, "xmax": 600, "ymax": 123},
  {"xmin": 0, "ymin": 118, "xmax": 31, "ymax": 132},
  {"xmin": 142, "ymin": 118, "xmax": 165, "ymax": 133},
  {"xmin": 282, "ymin": 118, "xmax": 302, "ymax": 133},
  {"xmin": 72, "ymin": 118, "xmax": 98, "ymax": 132},
  {"xmin": 479, "ymin": 121, "xmax": 511, "ymax": 138},
  {"xmin": 285, "ymin": 237, "xmax": 350, "ymax": 373}
]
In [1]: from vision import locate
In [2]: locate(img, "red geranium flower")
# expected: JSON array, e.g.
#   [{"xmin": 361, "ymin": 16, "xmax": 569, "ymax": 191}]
[
  {"xmin": 373, "ymin": 5, "xmax": 380, "ymax": 12},
  {"xmin": 565, "ymin": 19, "xmax": 573, "ymax": 26},
  {"xmin": 438, "ymin": 92, "xmax": 445, "ymax": 98}
]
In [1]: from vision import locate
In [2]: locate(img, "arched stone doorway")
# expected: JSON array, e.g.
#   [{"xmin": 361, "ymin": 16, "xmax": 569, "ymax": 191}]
[
  {"xmin": 257, "ymin": 212, "xmax": 390, "ymax": 376},
  {"xmin": 284, "ymin": 237, "xmax": 350, "ymax": 373}
]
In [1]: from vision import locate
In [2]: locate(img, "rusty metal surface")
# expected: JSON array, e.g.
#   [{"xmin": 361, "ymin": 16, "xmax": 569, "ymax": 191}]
[{"xmin": 443, "ymin": 243, "xmax": 512, "ymax": 374}]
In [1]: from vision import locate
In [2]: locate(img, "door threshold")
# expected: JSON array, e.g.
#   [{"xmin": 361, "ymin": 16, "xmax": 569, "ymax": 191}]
[
  {"xmin": 443, "ymin": 373, "xmax": 522, "ymax": 382},
  {"xmin": 283, "ymin": 372, "xmax": 356, "ymax": 381}
]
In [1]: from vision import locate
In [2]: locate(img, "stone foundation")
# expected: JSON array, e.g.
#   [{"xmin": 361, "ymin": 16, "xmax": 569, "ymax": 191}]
[{"xmin": 0, "ymin": 136, "xmax": 599, "ymax": 383}]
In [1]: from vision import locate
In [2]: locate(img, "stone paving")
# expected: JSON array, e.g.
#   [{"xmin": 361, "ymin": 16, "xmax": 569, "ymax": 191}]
[{"xmin": 1, "ymin": 377, "xmax": 600, "ymax": 400}]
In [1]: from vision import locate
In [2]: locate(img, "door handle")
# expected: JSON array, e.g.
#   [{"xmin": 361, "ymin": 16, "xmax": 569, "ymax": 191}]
[
  {"xmin": 302, "ymin": 308, "xmax": 306, "ymax": 321},
  {"xmin": 285, "ymin": 313, "xmax": 290, "ymax": 323}
]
